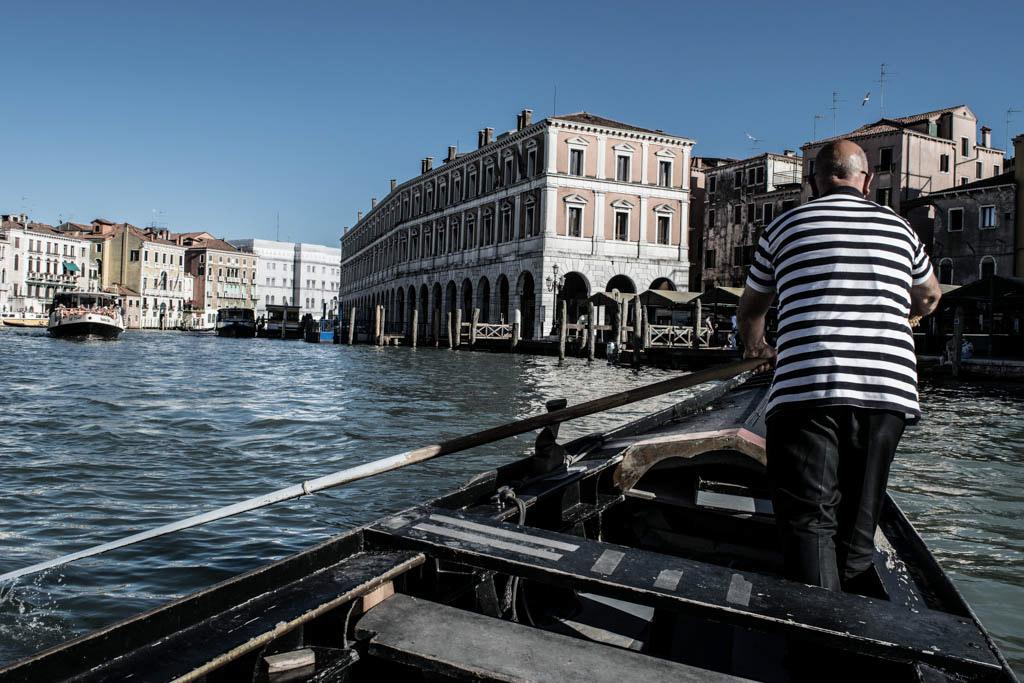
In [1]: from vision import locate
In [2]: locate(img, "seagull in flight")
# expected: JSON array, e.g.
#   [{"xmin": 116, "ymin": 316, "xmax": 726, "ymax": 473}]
[{"xmin": 861, "ymin": 91, "xmax": 871, "ymax": 106}]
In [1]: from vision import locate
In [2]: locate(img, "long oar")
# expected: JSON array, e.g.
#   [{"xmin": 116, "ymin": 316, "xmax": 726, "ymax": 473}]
[{"xmin": 0, "ymin": 358, "xmax": 762, "ymax": 584}]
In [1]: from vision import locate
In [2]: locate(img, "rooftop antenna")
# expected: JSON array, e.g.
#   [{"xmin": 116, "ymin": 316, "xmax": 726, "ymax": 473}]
[
  {"xmin": 877, "ymin": 63, "xmax": 890, "ymax": 117},
  {"xmin": 829, "ymin": 91, "xmax": 845, "ymax": 137},
  {"xmin": 1007, "ymin": 107, "xmax": 1021, "ymax": 152},
  {"xmin": 552, "ymin": 83, "xmax": 558, "ymax": 117},
  {"xmin": 812, "ymin": 114, "xmax": 826, "ymax": 141},
  {"xmin": 276, "ymin": 211, "xmax": 280, "ymax": 241},
  {"xmin": 149, "ymin": 209, "xmax": 166, "ymax": 229}
]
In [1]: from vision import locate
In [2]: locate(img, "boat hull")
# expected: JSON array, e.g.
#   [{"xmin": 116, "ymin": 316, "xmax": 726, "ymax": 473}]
[
  {"xmin": 216, "ymin": 322, "xmax": 257, "ymax": 338},
  {"xmin": 48, "ymin": 320, "xmax": 124, "ymax": 340}
]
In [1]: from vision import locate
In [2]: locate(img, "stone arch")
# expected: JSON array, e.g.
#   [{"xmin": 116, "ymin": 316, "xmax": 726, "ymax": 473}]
[
  {"xmin": 938, "ymin": 258, "xmax": 953, "ymax": 285},
  {"xmin": 562, "ymin": 271, "xmax": 590, "ymax": 323},
  {"xmin": 649, "ymin": 277, "xmax": 676, "ymax": 291},
  {"xmin": 461, "ymin": 278, "xmax": 473, "ymax": 318},
  {"xmin": 431, "ymin": 282, "xmax": 443, "ymax": 340},
  {"xmin": 395, "ymin": 287, "xmax": 405, "ymax": 330},
  {"xmin": 496, "ymin": 274, "xmax": 510, "ymax": 323},
  {"xmin": 445, "ymin": 280, "xmax": 458, "ymax": 324},
  {"xmin": 980, "ymin": 255, "xmax": 996, "ymax": 279},
  {"xmin": 605, "ymin": 274, "xmax": 637, "ymax": 294},
  {"xmin": 477, "ymin": 276, "xmax": 491, "ymax": 322},
  {"xmin": 517, "ymin": 270, "xmax": 536, "ymax": 339}
]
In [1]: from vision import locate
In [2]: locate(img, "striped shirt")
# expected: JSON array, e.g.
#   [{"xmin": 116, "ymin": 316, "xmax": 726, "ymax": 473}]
[{"xmin": 745, "ymin": 186, "xmax": 933, "ymax": 420}]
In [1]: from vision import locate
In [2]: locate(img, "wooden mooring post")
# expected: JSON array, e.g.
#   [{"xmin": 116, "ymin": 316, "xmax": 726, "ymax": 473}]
[
  {"xmin": 952, "ymin": 305, "xmax": 964, "ymax": 378},
  {"xmin": 447, "ymin": 312, "xmax": 454, "ymax": 350},
  {"xmin": 511, "ymin": 308, "xmax": 521, "ymax": 350},
  {"xmin": 586, "ymin": 302, "xmax": 596, "ymax": 363},
  {"xmin": 348, "ymin": 309, "xmax": 356, "ymax": 345},
  {"xmin": 454, "ymin": 309, "xmax": 463, "ymax": 348},
  {"xmin": 410, "ymin": 309, "xmax": 418, "ymax": 348},
  {"xmin": 617, "ymin": 297, "xmax": 626, "ymax": 344},
  {"xmin": 693, "ymin": 299, "xmax": 702, "ymax": 349},
  {"xmin": 631, "ymin": 299, "xmax": 642, "ymax": 367},
  {"xmin": 558, "ymin": 300, "xmax": 568, "ymax": 363},
  {"xmin": 469, "ymin": 309, "xmax": 479, "ymax": 347}
]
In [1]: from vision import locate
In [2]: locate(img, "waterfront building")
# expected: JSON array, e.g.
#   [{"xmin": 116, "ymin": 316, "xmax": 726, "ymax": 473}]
[
  {"xmin": 921, "ymin": 172, "xmax": 1016, "ymax": 285},
  {"xmin": 699, "ymin": 152, "xmax": 802, "ymax": 289},
  {"xmin": 174, "ymin": 232, "xmax": 257, "ymax": 328},
  {"xmin": 59, "ymin": 219, "xmax": 191, "ymax": 329},
  {"xmin": 801, "ymin": 105, "xmax": 1006, "ymax": 245},
  {"xmin": 0, "ymin": 214, "xmax": 89, "ymax": 319},
  {"xmin": 230, "ymin": 238, "xmax": 341, "ymax": 318},
  {"xmin": 339, "ymin": 110, "xmax": 694, "ymax": 340}
]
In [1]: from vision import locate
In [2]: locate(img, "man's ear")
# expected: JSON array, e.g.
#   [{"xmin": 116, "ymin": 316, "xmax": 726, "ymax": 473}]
[{"xmin": 861, "ymin": 172, "xmax": 874, "ymax": 197}]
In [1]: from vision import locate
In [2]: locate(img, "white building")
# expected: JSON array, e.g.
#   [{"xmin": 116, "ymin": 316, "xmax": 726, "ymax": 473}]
[
  {"xmin": 1, "ymin": 214, "xmax": 90, "ymax": 321},
  {"xmin": 230, "ymin": 238, "xmax": 341, "ymax": 317}
]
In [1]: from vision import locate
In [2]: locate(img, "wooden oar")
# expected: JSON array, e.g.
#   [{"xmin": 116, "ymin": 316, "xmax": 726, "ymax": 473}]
[{"xmin": 0, "ymin": 358, "xmax": 763, "ymax": 584}]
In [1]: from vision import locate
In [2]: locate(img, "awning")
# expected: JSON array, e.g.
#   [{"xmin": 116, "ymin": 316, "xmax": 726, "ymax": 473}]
[
  {"xmin": 639, "ymin": 290, "xmax": 700, "ymax": 308},
  {"xmin": 696, "ymin": 286, "xmax": 745, "ymax": 306},
  {"xmin": 62, "ymin": 261, "xmax": 80, "ymax": 273},
  {"xmin": 589, "ymin": 290, "xmax": 637, "ymax": 306}
]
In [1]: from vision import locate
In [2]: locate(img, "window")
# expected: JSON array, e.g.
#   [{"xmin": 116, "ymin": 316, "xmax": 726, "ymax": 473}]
[
  {"xmin": 569, "ymin": 149, "xmax": 584, "ymax": 176},
  {"xmin": 733, "ymin": 205, "xmax": 742, "ymax": 224},
  {"xmin": 500, "ymin": 209, "xmax": 512, "ymax": 242},
  {"xmin": 614, "ymin": 212, "xmax": 629, "ymax": 240},
  {"xmin": 948, "ymin": 208, "xmax": 964, "ymax": 231},
  {"xmin": 938, "ymin": 260, "xmax": 953, "ymax": 284},
  {"xmin": 130, "ymin": 250, "xmax": 140, "ymax": 262},
  {"xmin": 526, "ymin": 148, "xmax": 537, "ymax": 177},
  {"xmin": 994, "ymin": 165, "xmax": 1001, "ymax": 176},
  {"xmin": 980, "ymin": 256, "xmax": 996, "ymax": 278},
  {"xmin": 734, "ymin": 170, "xmax": 743, "ymax": 186},
  {"xmin": 657, "ymin": 215, "xmax": 670, "ymax": 244},
  {"xmin": 980, "ymin": 205, "xmax": 996, "ymax": 229},
  {"xmin": 708, "ymin": 209, "xmax": 716, "ymax": 226},
  {"xmin": 523, "ymin": 202, "xmax": 535, "ymax": 237},
  {"xmin": 755, "ymin": 166, "xmax": 764, "ymax": 184},
  {"xmin": 658, "ymin": 160, "xmax": 672, "ymax": 187},
  {"xmin": 143, "ymin": 251, "xmax": 149, "ymax": 262},
  {"xmin": 754, "ymin": 203, "xmax": 762, "ymax": 221},
  {"xmin": 568, "ymin": 207, "xmax": 582, "ymax": 237},
  {"xmin": 876, "ymin": 188, "xmax": 892, "ymax": 207},
  {"xmin": 484, "ymin": 165, "xmax": 495, "ymax": 191},
  {"xmin": 746, "ymin": 203, "xmax": 754, "ymax": 222},
  {"xmin": 616, "ymin": 155, "xmax": 631, "ymax": 182},
  {"xmin": 879, "ymin": 147, "xmax": 893, "ymax": 170},
  {"xmin": 763, "ymin": 203, "xmax": 774, "ymax": 223},
  {"xmin": 940, "ymin": 154, "xmax": 949, "ymax": 173},
  {"xmin": 976, "ymin": 161, "xmax": 982, "ymax": 179},
  {"xmin": 708, "ymin": 175, "xmax": 717, "ymax": 193},
  {"xmin": 704, "ymin": 249, "xmax": 716, "ymax": 268},
  {"xmin": 960, "ymin": 177, "xmax": 968, "ymax": 186},
  {"xmin": 961, "ymin": 137, "xmax": 969, "ymax": 156},
  {"xmin": 503, "ymin": 157, "xmax": 514, "ymax": 185},
  {"xmin": 747, "ymin": 168, "xmax": 756, "ymax": 185}
]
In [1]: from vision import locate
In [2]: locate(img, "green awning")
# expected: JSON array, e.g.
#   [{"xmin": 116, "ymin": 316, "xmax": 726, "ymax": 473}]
[{"xmin": 62, "ymin": 261, "xmax": 80, "ymax": 273}]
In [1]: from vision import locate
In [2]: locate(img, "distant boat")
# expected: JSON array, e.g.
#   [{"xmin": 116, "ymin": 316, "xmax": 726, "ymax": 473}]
[
  {"xmin": 258, "ymin": 304, "xmax": 303, "ymax": 339},
  {"xmin": 3, "ymin": 314, "xmax": 48, "ymax": 327},
  {"xmin": 215, "ymin": 307, "xmax": 257, "ymax": 338},
  {"xmin": 47, "ymin": 291, "xmax": 125, "ymax": 340}
]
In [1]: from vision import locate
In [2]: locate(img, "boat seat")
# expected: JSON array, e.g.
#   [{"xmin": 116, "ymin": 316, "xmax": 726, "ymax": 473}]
[{"xmin": 356, "ymin": 593, "xmax": 750, "ymax": 683}]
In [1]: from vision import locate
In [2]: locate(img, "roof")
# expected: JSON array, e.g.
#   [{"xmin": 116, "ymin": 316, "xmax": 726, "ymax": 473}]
[
  {"xmin": 639, "ymin": 290, "xmax": 700, "ymax": 307},
  {"xmin": 890, "ymin": 105, "xmax": 971, "ymax": 124},
  {"xmin": 806, "ymin": 105, "xmax": 981, "ymax": 147},
  {"xmin": 941, "ymin": 275, "xmax": 1024, "ymax": 303},
  {"xmin": 925, "ymin": 172, "xmax": 1016, "ymax": 197},
  {"xmin": 696, "ymin": 286, "xmax": 745, "ymax": 305},
  {"xmin": 553, "ymin": 112, "xmax": 680, "ymax": 138},
  {"xmin": 176, "ymin": 234, "xmax": 240, "ymax": 253},
  {"xmin": 588, "ymin": 290, "xmax": 637, "ymax": 306}
]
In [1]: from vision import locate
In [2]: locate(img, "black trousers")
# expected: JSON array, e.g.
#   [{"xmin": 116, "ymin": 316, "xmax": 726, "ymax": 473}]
[{"xmin": 766, "ymin": 406, "xmax": 905, "ymax": 591}]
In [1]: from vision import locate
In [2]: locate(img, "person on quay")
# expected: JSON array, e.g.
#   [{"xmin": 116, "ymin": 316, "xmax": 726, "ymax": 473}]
[{"xmin": 737, "ymin": 139, "xmax": 943, "ymax": 592}]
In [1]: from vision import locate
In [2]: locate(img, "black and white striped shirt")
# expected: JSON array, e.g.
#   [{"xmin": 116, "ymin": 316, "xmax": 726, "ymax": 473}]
[{"xmin": 745, "ymin": 186, "xmax": 933, "ymax": 420}]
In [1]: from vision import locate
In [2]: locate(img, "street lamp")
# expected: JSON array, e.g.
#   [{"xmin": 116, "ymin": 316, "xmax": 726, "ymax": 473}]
[{"xmin": 545, "ymin": 264, "xmax": 564, "ymax": 334}]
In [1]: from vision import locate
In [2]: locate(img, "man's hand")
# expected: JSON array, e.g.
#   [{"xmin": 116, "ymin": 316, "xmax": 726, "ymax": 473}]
[{"xmin": 743, "ymin": 338, "xmax": 777, "ymax": 374}]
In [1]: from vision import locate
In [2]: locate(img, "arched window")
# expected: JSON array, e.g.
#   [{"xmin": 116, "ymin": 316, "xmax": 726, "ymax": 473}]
[
  {"xmin": 938, "ymin": 259, "xmax": 953, "ymax": 285},
  {"xmin": 980, "ymin": 256, "xmax": 996, "ymax": 279}
]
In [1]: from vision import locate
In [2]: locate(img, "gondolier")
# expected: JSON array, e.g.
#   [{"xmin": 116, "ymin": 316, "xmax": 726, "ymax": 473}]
[{"xmin": 737, "ymin": 139, "xmax": 943, "ymax": 592}]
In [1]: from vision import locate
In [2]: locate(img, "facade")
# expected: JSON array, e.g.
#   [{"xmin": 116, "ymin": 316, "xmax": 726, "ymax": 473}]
[
  {"xmin": 175, "ymin": 232, "xmax": 257, "ymax": 328},
  {"xmin": 926, "ymin": 172, "xmax": 1016, "ymax": 285},
  {"xmin": 700, "ymin": 152, "xmax": 802, "ymax": 289},
  {"xmin": 0, "ymin": 214, "xmax": 89, "ymax": 319},
  {"xmin": 58, "ymin": 219, "xmax": 191, "ymax": 329},
  {"xmin": 232, "ymin": 238, "xmax": 341, "ymax": 317},
  {"xmin": 339, "ymin": 110, "xmax": 694, "ymax": 340},
  {"xmin": 801, "ymin": 105, "xmax": 1005, "ymax": 246}
]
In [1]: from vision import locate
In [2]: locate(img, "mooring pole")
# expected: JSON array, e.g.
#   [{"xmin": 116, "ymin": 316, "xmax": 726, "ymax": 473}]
[
  {"xmin": 470, "ymin": 308, "xmax": 479, "ymax": 347},
  {"xmin": 693, "ymin": 299, "xmax": 702, "ymax": 349},
  {"xmin": 410, "ymin": 309, "xmax": 418, "ymax": 348},
  {"xmin": 587, "ymin": 302, "xmax": 596, "ymax": 363},
  {"xmin": 511, "ymin": 308, "xmax": 521, "ymax": 351},
  {"xmin": 448, "ymin": 311, "xmax": 454, "ymax": 350},
  {"xmin": 348, "ymin": 308, "xmax": 356, "ymax": 345},
  {"xmin": 558, "ymin": 300, "xmax": 568, "ymax": 363},
  {"xmin": 454, "ymin": 308, "xmax": 462, "ymax": 348}
]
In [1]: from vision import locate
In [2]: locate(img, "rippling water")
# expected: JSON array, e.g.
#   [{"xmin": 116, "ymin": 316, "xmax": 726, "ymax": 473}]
[{"xmin": 0, "ymin": 328, "xmax": 1020, "ymax": 675}]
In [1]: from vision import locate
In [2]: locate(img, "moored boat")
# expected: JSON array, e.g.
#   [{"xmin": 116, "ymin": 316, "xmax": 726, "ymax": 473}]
[
  {"xmin": 46, "ymin": 292, "xmax": 125, "ymax": 340},
  {"xmin": 215, "ymin": 307, "xmax": 257, "ymax": 338},
  {"xmin": 258, "ymin": 303, "xmax": 303, "ymax": 339},
  {"xmin": 0, "ymin": 373, "xmax": 1016, "ymax": 682}
]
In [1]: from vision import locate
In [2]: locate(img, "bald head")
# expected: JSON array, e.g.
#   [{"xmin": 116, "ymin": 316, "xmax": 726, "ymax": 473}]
[{"xmin": 814, "ymin": 140, "xmax": 871, "ymax": 195}]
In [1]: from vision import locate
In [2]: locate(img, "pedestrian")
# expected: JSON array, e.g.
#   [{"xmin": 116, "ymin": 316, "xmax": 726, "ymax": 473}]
[{"xmin": 736, "ymin": 139, "xmax": 943, "ymax": 593}]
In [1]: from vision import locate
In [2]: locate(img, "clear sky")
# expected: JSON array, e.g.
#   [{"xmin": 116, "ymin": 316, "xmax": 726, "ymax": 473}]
[{"xmin": 2, "ymin": 0, "xmax": 1021, "ymax": 247}]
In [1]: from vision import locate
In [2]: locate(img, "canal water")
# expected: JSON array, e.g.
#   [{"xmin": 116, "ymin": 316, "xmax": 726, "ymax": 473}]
[{"xmin": 0, "ymin": 328, "xmax": 1021, "ymax": 674}]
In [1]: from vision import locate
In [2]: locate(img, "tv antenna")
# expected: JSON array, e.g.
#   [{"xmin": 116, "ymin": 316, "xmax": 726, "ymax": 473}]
[
  {"xmin": 829, "ymin": 91, "xmax": 846, "ymax": 137},
  {"xmin": 876, "ymin": 63, "xmax": 894, "ymax": 117},
  {"xmin": 812, "ymin": 114, "xmax": 827, "ymax": 141},
  {"xmin": 276, "ymin": 211, "xmax": 281, "ymax": 241},
  {"xmin": 1007, "ymin": 107, "xmax": 1021, "ymax": 152},
  {"xmin": 149, "ymin": 209, "xmax": 166, "ymax": 229}
]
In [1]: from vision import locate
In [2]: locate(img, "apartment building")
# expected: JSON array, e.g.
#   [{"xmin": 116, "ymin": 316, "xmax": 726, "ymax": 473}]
[
  {"xmin": 231, "ymin": 238, "xmax": 341, "ymax": 317},
  {"xmin": 176, "ymin": 232, "xmax": 257, "ymax": 327},
  {"xmin": 1, "ymin": 214, "xmax": 89, "ymax": 319}
]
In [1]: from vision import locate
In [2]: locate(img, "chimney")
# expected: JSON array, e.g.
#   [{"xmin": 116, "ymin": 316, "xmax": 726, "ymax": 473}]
[
  {"xmin": 357, "ymin": 210, "xmax": 363, "ymax": 222},
  {"xmin": 425, "ymin": 156, "xmax": 433, "ymax": 172},
  {"xmin": 478, "ymin": 130, "xmax": 486, "ymax": 149},
  {"xmin": 390, "ymin": 178, "xmax": 397, "ymax": 191},
  {"xmin": 981, "ymin": 126, "xmax": 991, "ymax": 148},
  {"xmin": 516, "ymin": 113, "xmax": 523, "ymax": 131},
  {"xmin": 523, "ymin": 109, "xmax": 533, "ymax": 127},
  {"xmin": 447, "ymin": 145, "xmax": 457, "ymax": 162},
  {"xmin": 371, "ymin": 197, "xmax": 377, "ymax": 209},
  {"xmin": 783, "ymin": 149, "xmax": 796, "ymax": 157},
  {"xmin": 485, "ymin": 127, "xmax": 494, "ymax": 145}
]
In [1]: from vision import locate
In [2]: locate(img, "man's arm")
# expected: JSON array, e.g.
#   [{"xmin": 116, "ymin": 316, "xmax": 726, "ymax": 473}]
[
  {"xmin": 910, "ymin": 271, "xmax": 942, "ymax": 318},
  {"xmin": 737, "ymin": 288, "xmax": 777, "ymax": 372}
]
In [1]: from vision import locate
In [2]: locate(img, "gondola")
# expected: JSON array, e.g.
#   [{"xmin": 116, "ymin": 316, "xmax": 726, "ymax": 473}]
[{"xmin": 0, "ymin": 373, "xmax": 1016, "ymax": 682}]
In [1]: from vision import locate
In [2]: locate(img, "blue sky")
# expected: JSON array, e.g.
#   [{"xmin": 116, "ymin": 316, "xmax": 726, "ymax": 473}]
[{"xmin": 2, "ymin": 0, "xmax": 1021, "ymax": 246}]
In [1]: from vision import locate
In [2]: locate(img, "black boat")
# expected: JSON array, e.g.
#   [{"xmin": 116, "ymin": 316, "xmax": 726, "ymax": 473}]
[
  {"xmin": 0, "ymin": 374, "xmax": 1016, "ymax": 682},
  {"xmin": 215, "ymin": 307, "xmax": 257, "ymax": 338},
  {"xmin": 47, "ymin": 291, "xmax": 125, "ymax": 340},
  {"xmin": 258, "ymin": 303, "xmax": 303, "ymax": 339}
]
